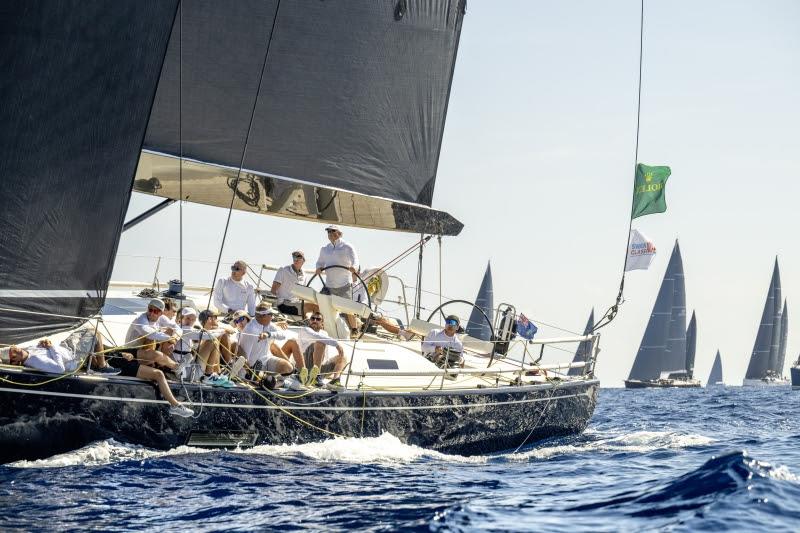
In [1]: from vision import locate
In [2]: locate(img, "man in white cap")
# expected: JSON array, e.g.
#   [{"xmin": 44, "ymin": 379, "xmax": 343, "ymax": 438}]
[
  {"xmin": 238, "ymin": 302, "xmax": 294, "ymax": 377},
  {"xmin": 213, "ymin": 259, "xmax": 256, "ymax": 316},
  {"xmin": 314, "ymin": 224, "xmax": 360, "ymax": 334},
  {"xmin": 125, "ymin": 298, "xmax": 178, "ymax": 350},
  {"xmin": 272, "ymin": 250, "xmax": 319, "ymax": 317}
]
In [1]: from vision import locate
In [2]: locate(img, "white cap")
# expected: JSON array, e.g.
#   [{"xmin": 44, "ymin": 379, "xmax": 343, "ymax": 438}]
[
  {"xmin": 180, "ymin": 307, "xmax": 197, "ymax": 317},
  {"xmin": 324, "ymin": 224, "xmax": 341, "ymax": 232},
  {"xmin": 148, "ymin": 299, "xmax": 165, "ymax": 311}
]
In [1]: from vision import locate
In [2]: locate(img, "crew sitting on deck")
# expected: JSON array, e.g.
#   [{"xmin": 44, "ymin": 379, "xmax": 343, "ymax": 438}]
[
  {"xmin": 195, "ymin": 309, "xmax": 237, "ymax": 384},
  {"xmin": 137, "ymin": 337, "xmax": 190, "ymax": 378},
  {"xmin": 238, "ymin": 303, "xmax": 293, "ymax": 379},
  {"xmin": 282, "ymin": 312, "xmax": 346, "ymax": 388},
  {"xmin": 421, "ymin": 314, "xmax": 464, "ymax": 369},
  {"xmin": 125, "ymin": 299, "xmax": 179, "ymax": 350},
  {"xmin": 213, "ymin": 259, "xmax": 256, "ymax": 318},
  {"xmin": 272, "ymin": 250, "xmax": 319, "ymax": 317}
]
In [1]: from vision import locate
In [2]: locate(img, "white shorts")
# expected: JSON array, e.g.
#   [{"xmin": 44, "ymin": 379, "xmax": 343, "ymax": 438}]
[{"xmin": 259, "ymin": 354, "xmax": 289, "ymax": 373}]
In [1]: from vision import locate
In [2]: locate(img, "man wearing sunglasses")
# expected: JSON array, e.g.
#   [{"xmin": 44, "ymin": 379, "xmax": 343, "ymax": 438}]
[
  {"xmin": 212, "ymin": 259, "xmax": 256, "ymax": 317},
  {"xmin": 272, "ymin": 251, "xmax": 319, "ymax": 317},
  {"xmin": 238, "ymin": 303, "xmax": 293, "ymax": 377},
  {"xmin": 314, "ymin": 225, "xmax": 360, "ymax": 335},
  {"xmin": 124, "ymin": 299, "xmax": 178, "ymax": 350},
  {"xmin": 283, "ymin": 312, "xmax": 346, "ymax": 388},
  {"xmin": 421, "ymin": 315, "xmax": 464, "ymax": 368}
]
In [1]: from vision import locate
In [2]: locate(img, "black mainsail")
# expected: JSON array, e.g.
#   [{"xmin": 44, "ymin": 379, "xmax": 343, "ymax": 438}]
[
  {"xmin": 777, "ymin": 301, "xmax": 789, "ymax": 378},
  {"xmin": 568, "ymin": 309, "xmax": 595, "ymax": 377},
  {"xmin": 136, "ymin": 0, "xmax": 467, "ymax": 235},
  {"xmin": 707, "ymin": 350, "xmax": 723, "ymax": 386},
  {"xmin": 744, "ymin": 259, "xmax": 783, "ymax": 381},
  {"xmin": 627, "ymin": 241, "xmax": 684, "ymax": 382},
  {"xmin": 0, "ymin": 1, "xmax": 179, "ymax": 344}
]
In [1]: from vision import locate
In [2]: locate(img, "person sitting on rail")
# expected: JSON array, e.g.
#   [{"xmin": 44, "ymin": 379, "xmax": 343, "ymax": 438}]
[
  {"xmin": 136, "ymin": 337, "xmax": 192, "ymax": 378},
  {"xmin": 125, "ymin": 299, "xmax": 179, "ymax": 350},
  {"xmin": 282, "ymin": 312, "xmax": 346, "ymax": 388},
  {"xmin": 213, "ymin": 259, "xmax": 256, "ymax": 318},
  {"xmin": 238, "ymin": 303, "xmax": 293, "ymax": 379},
  {"xmin": 421, "ymin": 314, "xmax": 464, "ymax": 368},
  {"xmin": 7, "ymin": 332, "xmax": 118, "ymax": 375},
  {"xmin": 229, "ymin": 309, "xmax": 250, "ymax": 357},
  {"xmin": 160, "ymin": 298, "xmax": 180, "ymax": 331},
  {"xmin": 195, "ymin": 309, "xmax": 237, "ymax": 383},
  {"xmin": 272, "ymin": 250, "xmax": 319, "ymax": 317}
]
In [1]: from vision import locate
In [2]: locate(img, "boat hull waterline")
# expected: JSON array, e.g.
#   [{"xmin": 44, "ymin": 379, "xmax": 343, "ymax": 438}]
[{"xmin": 0, "ymin": 369, "xmax": 598, "ymax": 463}]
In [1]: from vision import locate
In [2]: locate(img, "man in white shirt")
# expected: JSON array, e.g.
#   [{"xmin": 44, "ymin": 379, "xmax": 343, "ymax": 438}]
[
  {"xmin": 238, "ymin": 303, "xmax": 293, "ymax": 376},
  {"xmin": 213, "ymin": 259, "xmax": 256, "ymax": 316},
  {"xmin": 421, "ymin": 314, "xmax": 464, "ymax": 368},
  {"xmin": 283, "ymin": 312, "xmax": 346, "ymax": 388},
  {"xmin": 314, "ymin": 225, "xmax": 360, "ymax": 334},
  {"xmin": 272, "ymin": 250, "xmax": 319, "ymax": 317},
  {"xmin": 194, "ymin": 309, "xmax": 236, "ymax": 377},
  {"xmin": 124, "ymin": 299, "xmax": 178, "ymax": 349}
]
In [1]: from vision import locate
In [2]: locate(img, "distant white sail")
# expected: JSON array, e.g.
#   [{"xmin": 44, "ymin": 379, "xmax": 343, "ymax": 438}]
[{"xmin": 626, "ymin": 229, "xmax": 657, "ymax": 271}]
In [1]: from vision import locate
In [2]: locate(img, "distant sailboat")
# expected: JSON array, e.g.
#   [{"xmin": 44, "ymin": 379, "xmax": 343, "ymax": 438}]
[
  {"xmin": 707, "ymin": 350, "xmax": 724, "ymax": 386},
  {"xmin": 569, "ymin": 309, "xmax": 595, "ymax": 377},
  {"xmin": 465, "ymin": 262, "xmax": 494, "ymax": 341},
  {"xmin": 625, "ymin": 241, "xmax": 700, "ymax": 388},
  {"xmin": 743, "ymin": 259, "xmax": 789, "ymax": 386}
]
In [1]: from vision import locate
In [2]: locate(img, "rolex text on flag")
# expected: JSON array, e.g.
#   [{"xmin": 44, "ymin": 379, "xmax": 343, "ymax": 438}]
[{"xmin": 631, "ymin": 163, "xmax": 671, "ymax": 219}]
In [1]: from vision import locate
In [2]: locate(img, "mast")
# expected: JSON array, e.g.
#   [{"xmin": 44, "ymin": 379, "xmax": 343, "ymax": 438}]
[
  {"xmin": 685, "ymin": 311, "xmax": 697, "ymax": 380},
  {"xmin": 569, "ymin": 309, "xmax": 595, "ymax": 377},
  {"xmin": 465, "ymin": 262, "xmax": 494, "ymax": 341},
  {"xmin": 707, "ymin": 350, "xmax": 723, "ymax": 385},
  {"xmin": 628, "ymin": 244, "xmax": 677, "ymax": 381},
  {"xmin": 745, "ymin": 259, "xmax": 779, "ymax": 380}
]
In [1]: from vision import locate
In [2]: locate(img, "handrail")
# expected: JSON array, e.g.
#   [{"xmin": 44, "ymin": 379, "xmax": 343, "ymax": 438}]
[{"xmin": 352, "ymin": 362, "xmax": 586, "ymax": 378}]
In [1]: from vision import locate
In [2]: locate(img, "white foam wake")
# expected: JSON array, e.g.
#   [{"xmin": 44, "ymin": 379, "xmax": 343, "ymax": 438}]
[
  {"xmin": 235, "ymin": 432, "xmax": 485, "ymax": 465},
  {"xmin": 7, "ymin": 439, "xmax": 212, "ymax": 469},
  {"xmin": 511, "ymin": 430, "xmax": 714, "ymax": 461}
]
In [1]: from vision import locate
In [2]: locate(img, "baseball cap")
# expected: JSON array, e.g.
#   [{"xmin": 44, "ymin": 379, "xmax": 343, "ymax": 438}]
[{"xmin": 148, "ymin": 299, "xmax": 165, "ymax": 311}]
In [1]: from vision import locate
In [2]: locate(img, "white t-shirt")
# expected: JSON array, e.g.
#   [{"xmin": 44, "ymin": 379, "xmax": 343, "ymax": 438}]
[
  {"xmin": 239, "ymin": 319, "xmax": 287, "ymax": 367},
  {"xmin": 315, "ymin": 238, "xmax": 359, "ymax": 288},
  {"xmin": 297, "ymin": 326, "xmax": 340, "ymax": 354},
  {"xmin": 421, "ymin": 329, "xmax": 463, "ymax": 356},
  {"xmin": 273, "ymin": 265, "xmax": 307, "ymax": 305},
  {"xmin": 213, "ymin": 277, "xmax": 256, "ymax": 315},
  {"xmin": 125, "ymin": 313, "xmax": 175, "ymax": 348}
]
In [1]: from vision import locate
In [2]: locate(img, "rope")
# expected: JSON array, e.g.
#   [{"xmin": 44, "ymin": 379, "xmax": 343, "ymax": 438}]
[
  {"xmin": 592, "ymin": 0, "xmax": 645, "ymax": 333},
  {"xmin": 512, "ymin": 377, "xmax": 562, "ymax": 454}
]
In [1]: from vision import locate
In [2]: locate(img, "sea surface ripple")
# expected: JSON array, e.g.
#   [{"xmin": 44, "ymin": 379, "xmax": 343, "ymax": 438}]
[{"xmin": 2, "ymin": 387, "xmax": 799, "ymax": 531}]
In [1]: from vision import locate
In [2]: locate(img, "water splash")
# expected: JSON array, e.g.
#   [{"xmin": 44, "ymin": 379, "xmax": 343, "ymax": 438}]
[{"xmin": 7, "ymin": 439, "xmax": 212, "ymax": 469}]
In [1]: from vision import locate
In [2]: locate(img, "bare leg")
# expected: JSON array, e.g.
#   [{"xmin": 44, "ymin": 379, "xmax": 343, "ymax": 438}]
[
  {"xmin": 218, "ymin": 333, "xmax": 235, "ymax": 364},
  {"xmin": 273, "ymin": 358, "xmax": 294, "ymax": 375},
  {"xmin": 137, "ymin": 366, "xmax": 180, "ymax": 406},
  {"xmin": 197, "ymin": 340, "xmax": 221, "ymax": 374},
  {"xmin": 312, "ymin": 342, "xmax": 326, "ymax": 368},
  {"xmin": 282, "ymin": 339, "xmax": 305, "ymax": 369},
  {"xmin": 270, "ymin": 343, "xmax": 291, "ymax": 361},
  {"xmin": 330, "ymin": 353, "xmax": 346, "ymax": 379}
]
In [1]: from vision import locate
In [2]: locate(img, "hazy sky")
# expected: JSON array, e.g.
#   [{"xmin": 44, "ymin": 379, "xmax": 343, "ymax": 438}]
[{"xmin": 113, "ymin": 0, "xmax": 800, "ymax": 386}]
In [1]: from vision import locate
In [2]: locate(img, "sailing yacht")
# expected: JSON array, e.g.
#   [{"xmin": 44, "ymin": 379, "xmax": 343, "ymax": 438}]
[
  {"xmin": 791, "ymin": 358, "xmax": 800, "ymax": 388},
  {"xmin": 624, "ymin": 241, "xmax": 701, "ymax": 389},
  {"xmin": 743, "ymin": 259, "xmax": 789, "ymax": 386},
  {"xmin": 0, "ymin": 2, "xmax": 602, "ymax": 462},
  {"xmin": 707, "ymin": 350, "xmax": 724, "ymax": 387}
]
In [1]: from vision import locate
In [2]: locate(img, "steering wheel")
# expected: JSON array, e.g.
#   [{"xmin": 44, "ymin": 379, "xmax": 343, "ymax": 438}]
[
  {"xmin": 306, "ymin": 265, "xmax": 373, "ymax": 311},
  {"xmin": 426, "ymin": 299, "xmax": 497, "ymax": 367}
]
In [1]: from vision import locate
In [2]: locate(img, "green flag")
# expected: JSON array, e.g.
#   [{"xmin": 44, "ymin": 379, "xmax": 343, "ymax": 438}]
[{"xmin": 631, "ymin": 163, "xmax": 670, "ymax": 219}]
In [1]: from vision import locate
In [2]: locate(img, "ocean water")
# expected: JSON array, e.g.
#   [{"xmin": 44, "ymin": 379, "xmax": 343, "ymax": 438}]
[{"xmin": 2, "ymin": 387, "xmax": 799, "ymax": 532}]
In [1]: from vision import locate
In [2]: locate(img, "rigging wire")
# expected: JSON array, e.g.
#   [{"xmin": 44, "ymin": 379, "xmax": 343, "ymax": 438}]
[
  {"xmin": 204, "ymin": 0, "xmax": 282, "ymax": 313},
  {"xmin": 592, "ymin": 0, "xmax": 645, "ymax": 333},
  {"xmin": 178, "ymin": 2, "xmax": 183, "ymax": 284}
]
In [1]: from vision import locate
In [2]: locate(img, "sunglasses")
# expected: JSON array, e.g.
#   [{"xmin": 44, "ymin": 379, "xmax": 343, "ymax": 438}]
[
  {"xmin": 234, "ymin": 316, "xmax": 249, "ymax": 324},
  {"xmin": 292, "ymin": 255, "xmax": 304, "ymax": 260},
  {"xmin": 231, "ymin": 266, "xmax": 244, "ymax": 272},
  {"xmin": 309, "ymin": 316, "xmax": 323, "ymax": 322},
  {"xmin": 325, "ymin": 229, "xmax": 337, "ymax": 233},
  {"xmin": 148, "ymin": 307, "xmax": 163, "ymax": 315},
  {"xmin": 445, "ymin": 319, "xmax": 458, "ymax": 327}
]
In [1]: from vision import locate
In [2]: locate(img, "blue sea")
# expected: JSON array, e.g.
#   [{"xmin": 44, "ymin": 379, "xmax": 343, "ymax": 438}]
[{"xmin": 2, "ymin": 387, "xmax": 799, "ymax": 532}]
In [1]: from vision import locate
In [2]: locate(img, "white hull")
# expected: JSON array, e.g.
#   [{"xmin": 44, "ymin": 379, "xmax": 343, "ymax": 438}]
[{"xmin": 742, "ymin": 378, "xmax": 789, "ymax": 387}]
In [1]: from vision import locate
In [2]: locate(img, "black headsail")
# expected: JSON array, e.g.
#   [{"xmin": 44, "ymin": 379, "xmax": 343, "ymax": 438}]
[
  {"xmin": 684, "ymin": 311, "xmax": 697, "ymax": 380},
  {"xmin": 0, "ymin": 1, "xmax": 179, "ymax": 344},
  {"xmin": 777, "ymin": 300, "xmax": 788, "ymax": 378},
  {"xmin": 707, "ymin": 350, "xmax": 723, "ymax": 386},
  {"xmin": 745, "ymin": 259, "xmax": 780, "ymax": 381},
  {"xmin": 136, "ymin": 0, "xmax": 467, "ymax": 236}
]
